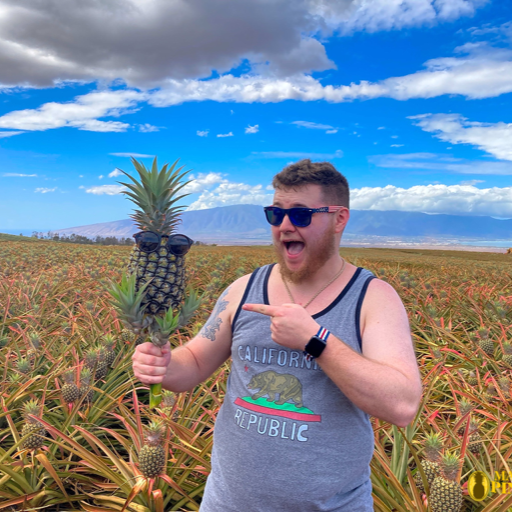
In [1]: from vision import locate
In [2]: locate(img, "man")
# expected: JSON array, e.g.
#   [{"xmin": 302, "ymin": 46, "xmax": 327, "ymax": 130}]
[{"xmin": 132, "ymin": 159, "xmax": 422, "ymax": 511}]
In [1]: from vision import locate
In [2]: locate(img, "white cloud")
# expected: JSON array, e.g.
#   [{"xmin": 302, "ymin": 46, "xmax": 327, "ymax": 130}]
[
  {"xmin": 85, "ymin": 185, "xmax": 126, "ymax": 195},
  {"xmin": 0, "ymin": 131, "xmax": 25, "ymax": 138},
  {"xmin": 182, "ymin": 172, "xmax": 229, "ymax": 194},
  {"xmin": 326, "ymin": 129, "xmax": 338, "ymax": 134},
  {"xmin": 378, "ymin": 126, "xmax": 386, "ymax": 130},
  {"xmin": 370, "ymin": 152, "xmax": 512, "ymax": 175},
  {"xmin": 253, "ymin": 150, "xmax": 343, "ymax": 159},
  {"xmin": 110, "ymin": 152, "xmax": 154, "ymax": 158},
  {"xmin": 35, "ymin": 187, "xmax": 56, "ymax": 193},
  {"xmin": 98, "ymin": 175, "xmax": 104, "ymax": 179},
  {"xmin": 245, "ymin": 124, "xmax": 259, "ymax": 134},
  {"xmin": 409, "ymin": 113, "xmax": 512, "ymax": 161},
  {"xmin": 390, "ymin": 144, "xmax": 404, "ymax": 147},
  {"xmin": 292, "ymin": 120, "xmax": 336, "ymax": 130},
  {"xmin": 138, "ymin": 123, "xmax": 159, "ymax": 132},
  {"xmin": 351, "ymin": 183, "xmax": 512, "ymax": 217},
  {"xmin": 460, "ymin": 179, "xmax": 484, "ymax": 185},
  {"xmin": 0, "ymin": 90, "xmax": 142, "ymax": 132},
  {"xmin": 197, "ymin": 130, "xmax": 209, "ymax": 137},
  {"xmin": 109, "ymin": 168, "xmax": 123, "ymax": 177},
  {"xmin": 3, "ymin": 173, "xmax": 37, "ymax": 177},
  {"xmin": 217, "ymin": 132, "xmax": 233, "ymax": 138}
]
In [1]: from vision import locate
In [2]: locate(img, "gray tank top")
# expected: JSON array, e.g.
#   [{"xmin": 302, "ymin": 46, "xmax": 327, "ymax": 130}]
[{"xmin": 200, "ymin": 263, "xmax": 376, "ymax": 511}]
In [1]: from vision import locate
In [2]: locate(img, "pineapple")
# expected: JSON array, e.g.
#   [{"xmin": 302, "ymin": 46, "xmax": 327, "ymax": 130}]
[
  {"xmin": 21, "ymin": 400, "xmax": 46, "ymax": 451},
  {"xmin": 467, "ymin": 419, "xmax": 482, "ymax": 455},
  {"xmin": 467, "ymin": 370, "xmax": 478, "ymax": 386},
  {"xmin": 498, "ymin": 376, "xmax": 510, "ymax": 399},
  {"xmin": 161, "ymin": 390, "xmax": 178, "ymax": 420},
  {"xmin": 414, "ymin": 431, "xmax": 443, "ymax": 493},
  {"xmin": 456, "ymin": 399, "xmax": 473, "ymax": 436},
  {"xmin": 79, "ymin": 367, "xmax": 94, "ymax": 403},
  {"xmin": 485, "ymin": 383, "xmax": 498, "ymax": 402},
  {"xmin": 95, "ymin": 347, "xmax": 109, "ymax": 380},
  {"xmin": 429, "ymin": 451, "xmax": 462, "ymax": 512},
  {"xmin": 61, "ymin": 369, "xmax": 80, "ymax": 404},
  {"xmin": 119, "ymin": 158, "xmax": 192, "ymax": 316},
  {"xmin": 17, "ymin": 358, "xmax": 31, "ymax": 375},
  {"xmin": 477, "ymin": 328, "xmax": 494, "ymax": 357},
  {"xmin": 27, "ymin": 332, "xmax": 41, "ymax": 364},
  {"xmin": 139, "ymin": 420, "xmax": 166, "ymax": 478},
  {"xmin": 84, "ymin": 348, "xmax": 99, "ymax": 376},
  {"xmin": 102, "ymin": 335, "xmax": 117, "ymax": 367},
  {"xmin": 120, "ymin": 328, "xmax": 135, "ymax": 343},
  {"xmin": 502, "ymin": 343, "xmax": 512, "ymax": 367}
]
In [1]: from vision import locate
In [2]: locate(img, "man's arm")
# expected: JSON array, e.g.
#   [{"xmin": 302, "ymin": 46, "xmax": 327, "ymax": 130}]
[
  {"xmin": 315, "ymin": 278, "xmax": 422, "ymax": 428},
  {"xmin": 132, "ymin": 274, "xmax": 251, "ymax": 393}
]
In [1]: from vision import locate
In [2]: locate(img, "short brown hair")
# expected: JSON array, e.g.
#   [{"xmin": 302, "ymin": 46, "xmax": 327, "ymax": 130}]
[{"xmin": 271, "ymin": 159, "xmax": 349, "ymax": 208}]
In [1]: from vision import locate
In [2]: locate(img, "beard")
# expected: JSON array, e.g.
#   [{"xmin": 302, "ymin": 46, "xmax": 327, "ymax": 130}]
[{"xmin": 273, "ymin": 221, "xmax": 338, "ymax": 285}]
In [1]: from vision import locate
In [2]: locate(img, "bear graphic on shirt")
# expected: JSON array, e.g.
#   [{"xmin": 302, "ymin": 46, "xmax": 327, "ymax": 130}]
[{"xmin": 248, "ymin": 370, "xmax": 304, "ymax": 408}]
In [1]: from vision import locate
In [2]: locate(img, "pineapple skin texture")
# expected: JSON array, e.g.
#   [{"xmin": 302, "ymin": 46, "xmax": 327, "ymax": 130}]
[
  {"xmin": 139, "ymin": 445, "xmax": 166, "ymax": 478},
  {"xmin": 21, "ymin": 423, "xmax": 46, "ymax": 450},
  {"xmin": 415, "ymin": 460, "xmax": 441, "ymax": 493},
  {"xmin": 62, "ymin": 383, "xmax": 80, "ymax": 403},
  {"xmin": 430, "ymin": 477, "xmax": 462, "ymax": 512},
  {"xmin": 128, "ymin": 242, "xmax": 186, "ymax": 316}
]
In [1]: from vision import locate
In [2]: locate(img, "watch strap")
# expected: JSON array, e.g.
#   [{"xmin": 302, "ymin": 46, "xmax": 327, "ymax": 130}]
[{"xmin": 304, "ymin": 326, "xmax": 330, "ymax": 361}]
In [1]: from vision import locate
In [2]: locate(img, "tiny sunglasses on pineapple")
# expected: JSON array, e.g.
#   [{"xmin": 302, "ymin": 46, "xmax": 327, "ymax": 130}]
[
  {"xmin": 264, "ymin": 206, "xmax": 344, "ymax": 228},
  {"xmin": 133, "ymin": 231, "xmax": 194, "ymax": 255}
]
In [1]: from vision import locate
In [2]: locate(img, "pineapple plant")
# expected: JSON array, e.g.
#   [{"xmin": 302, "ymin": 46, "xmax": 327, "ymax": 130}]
[
  {"xmin": 120, "ymin": 328, "xmax": 135, "ymax": 343},
  {"xmin": 84, "ymin": 348, "xmax": 100, "ymax": 377},
  {"xmin": 477, "ymin": 328, "xmax": 494, "ymax": 357},
  {"xmin": 502, "ymin": 343, "xmax": 512, "ymax": 367},
  {"xmin": 429, "ymin": 451, "xmax": 462, "ymax": 512},
  {"xmin": 455, "ymin": 398, "xmax": 473, "ymax": 436},
  {"xmin": 119, "ymin": 158, "xmax": 193, "ymax": 316},
  {"xmin": 61, "ymin": 369, "xmax": 80, "ymax": 404},
  {"xmin": 102, "ymin": 335, "xmax": 117, "ymax": 367},
  {"xmin": 467, "ymin": 419, "xmax": 483, "ymax": 455},
  {"xmin": 467, "ymin": 370, "xmax": 478, "ymax": 386},
  {"xmin": 17, "ymin": 357, "xmax": 31, "ymax": 375},
  {"xmin": 414, "ymin": 431, "xmax": 443, "ymax": 493},
  {"xmin": 498, "ymin": 375, "xmax": 510, "ymax": 399},
  {"xmin": 20, "ymin": 400, "xmax": 46, "ymax": 451},
  {"xmin": 161, "ymin": 390, "xmax": 179, "ymax": 420},
  {"xmin": 79, "ymin": 367, "xmax": 94, "ymax": 403},
  {"xmin": 27, "ymin": 332, "xmax": 41, "ymax": 364},
  {"xmin": 139, "ymin": 420, "xmax": 166, "ymax": 478},
  {"xmin": 96, "ymin": 347, "xmax": 109, "ymax": 380},
  {"xmin": 485, "ymin": 383, "xmax": 498, "ymax": 402}
]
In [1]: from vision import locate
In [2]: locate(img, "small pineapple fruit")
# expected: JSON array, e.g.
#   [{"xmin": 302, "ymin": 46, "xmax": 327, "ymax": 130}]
[
  {"xmin": 485, "ymin": 383, "xmax": 498, "ymax": 402},
  {"xmin": 102, "ymin": 335, "xmax": 117, "ymax": 367},
  {"xmin": 477, "ymin": 329, "xmax": 494, "ymax": 357},
  {"xmin": 95, "ymin": 347, "xmax": 109, "ymax": 380},
  {"xmin": 79, "ymin": 367, "xmax": 94, "ymax": 403},
  {"xmin": 456, "ymin": 398, "xmax": 473, "ymax": 436},
  {"xmin": 502, "ymin": 343, "xmax": 512, "ymax": 367},
  {"xmin": 61, "ymin": 369, "xmax": 80, "ymax": 404},
  {"xmin": 498, "ymin": 376, "xmax": 510, "ymax": 399},
  {"xmin": 161, "ymin": 390, "xmax": 178, "ymax": 420},
  {"xmin": 414, "ymin": 431, "xmax": 443, "ymax": 493},
  {"xmin": 467, "ymin": 370, "xmax": 478, "ymax": 386},
  {"xmin": 27, "ymin": 332, "xmax": 41, "ymax": 364},
  {"xmin": 17, "ymin": 358, "xmax": 31, "ymax": 375},
  {"xmin": 121, "ymin": 328, "xmax": 135, "ymax": 343},
  {"xmin": 467, "ymin": 419, "xmax": 483, "ymax": 455},
  {"xmin": 84, "ymin": 348, "xmax": 99, "ymax": 376},
  {"xmin": 429, "ymin": 451, "xmax": 462, "ymax": 512},
  {"xmin": 21, "ymin": 400, "xmax": 46, "ymax": 451},
  {"xmin": 139, "ymin": 420, "xmax": 166, "ymax": 478}
]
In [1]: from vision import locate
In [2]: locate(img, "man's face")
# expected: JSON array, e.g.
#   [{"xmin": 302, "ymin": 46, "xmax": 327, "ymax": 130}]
[{"xmin": 271, "ymin": 184, "xmax": 341, "ymax": 285}]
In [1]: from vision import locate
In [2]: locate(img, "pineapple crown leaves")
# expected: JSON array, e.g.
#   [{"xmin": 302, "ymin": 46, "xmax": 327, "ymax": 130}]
[
  {"xmin": 23, "ymin": 399, "xmax": 42, "ymax": 422},
  {"xmin": 440, "ymin": 451, "xmax": 461, "ymax": 482},
  {"xmin": 143, "ymin": 420, "xmax": 165, "ymax": 446},
  {"xmin": 62, "ymin": 369, "xmax": 75, "ymax": 384},
  {"xmin": 102, "ymin": 334, "xmax": 115, "ymax": 350},
  {"xmin": 177, "ymin": 287, "xmax": 204, "ymax": 328},
  {"xmin": 108, "ymin": 273, "xmax": 150, "ymax": 330},
  {"xmin": 28, "ymin": 332, "xmax": 41, "ymax": 349},
  {"xmin": 117, "ymin": 157, "xmax": 193, "ymax": 234},
  {"xmin": 80, "ymin": 367, "xmax": 93, "ymax": 385},
  {"xmin": 423, "ymin": 431, "xmax": 443, "ymax": 461},
  {"xmin": 153, "ymin": 306, "xmax": 180, "ymax": 338}
]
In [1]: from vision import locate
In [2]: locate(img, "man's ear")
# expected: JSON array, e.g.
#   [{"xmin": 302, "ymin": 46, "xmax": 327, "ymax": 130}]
[{"xmin": 334, "ymin": 208, "xmax": 349, "ymax": 234}]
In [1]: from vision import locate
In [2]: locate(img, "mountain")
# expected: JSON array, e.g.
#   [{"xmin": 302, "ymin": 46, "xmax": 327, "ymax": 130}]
[{"xmin": 48, "ymin": 205, "xmax": 512, "ymax": 242}]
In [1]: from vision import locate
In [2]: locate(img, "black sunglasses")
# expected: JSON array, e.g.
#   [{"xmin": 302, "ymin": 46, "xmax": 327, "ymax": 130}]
[
  {"xmin": 133, "ymin": 231, "xmax": 194, "ymax": 255},
  {"xmin": 264, "ymin": 206, "xmax": 344, "ymax": 228}
]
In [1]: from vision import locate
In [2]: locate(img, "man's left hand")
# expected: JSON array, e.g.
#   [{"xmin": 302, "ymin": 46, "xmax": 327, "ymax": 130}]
[{"xmin": 242, "ymin": 303, "xmax": 320, "ymax": 351}]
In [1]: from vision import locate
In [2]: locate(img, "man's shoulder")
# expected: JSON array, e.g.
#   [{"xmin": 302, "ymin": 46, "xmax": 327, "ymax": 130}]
[{"xmin": 224, "ymin": 271, "xmax": 256, "ymax": 324}]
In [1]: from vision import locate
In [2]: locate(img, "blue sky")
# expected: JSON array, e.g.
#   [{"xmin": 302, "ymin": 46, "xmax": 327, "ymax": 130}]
[{"xmin": 0, "ymin": 0, "xmax": 511, "ymax": 232}]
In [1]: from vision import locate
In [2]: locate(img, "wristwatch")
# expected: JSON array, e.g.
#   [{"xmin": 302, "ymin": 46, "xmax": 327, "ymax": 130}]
[{"xmin": 303, "ymin": 326, "xmax": 330, "ymax": 361}]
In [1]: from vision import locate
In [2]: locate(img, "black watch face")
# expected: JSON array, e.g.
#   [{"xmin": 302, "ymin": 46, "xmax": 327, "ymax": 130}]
[{"xmin": 306, "ymin": 336, "xmax": 326, "ymax": 358}]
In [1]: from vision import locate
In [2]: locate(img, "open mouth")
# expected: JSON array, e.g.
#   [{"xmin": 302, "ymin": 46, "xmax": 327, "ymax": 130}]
[{"xmin": 284, "ymin": 241, "xmax": 305, "ymax": 257}]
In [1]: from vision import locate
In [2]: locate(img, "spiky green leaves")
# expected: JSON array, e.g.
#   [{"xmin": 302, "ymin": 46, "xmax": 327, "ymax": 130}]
[
  {"xmin": 118, "ymin": 157, "xmax": 192, "ymax": 235},
  {"xmin": 108, "ymin": 273, "xmax": 150, "ymax": 334},
  {"xmin": 177, "ymin": 287, "xmax": 203, "ymax": 329}
]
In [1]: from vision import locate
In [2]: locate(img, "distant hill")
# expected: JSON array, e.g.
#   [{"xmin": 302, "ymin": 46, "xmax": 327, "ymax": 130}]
[{"xmin": 38, "ymin": 204, "xmax": 512, "ymax": 242}]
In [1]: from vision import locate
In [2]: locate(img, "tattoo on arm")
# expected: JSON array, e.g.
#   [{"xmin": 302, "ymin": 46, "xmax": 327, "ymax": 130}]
[{"xmin": 199, "ymin": 286, "xmax": 231, "ymax": 341}]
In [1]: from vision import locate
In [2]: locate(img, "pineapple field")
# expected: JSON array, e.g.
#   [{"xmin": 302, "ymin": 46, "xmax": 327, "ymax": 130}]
[{"xmin": 1, "ymin": 234, "xmax": 512, "ymax": 511}]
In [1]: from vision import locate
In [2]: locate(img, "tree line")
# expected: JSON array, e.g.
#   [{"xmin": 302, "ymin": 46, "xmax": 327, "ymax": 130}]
[{"xmin": 31, "ymin": 232, "xmax": 134, "ymax": 246}]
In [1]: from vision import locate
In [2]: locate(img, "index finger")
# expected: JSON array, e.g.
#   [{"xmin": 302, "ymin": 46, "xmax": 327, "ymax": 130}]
[{"xmin": 242, "ymin": 303, "xmax": 281, "ymax": 316}]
